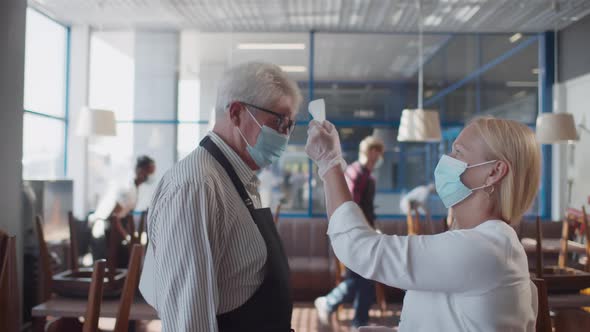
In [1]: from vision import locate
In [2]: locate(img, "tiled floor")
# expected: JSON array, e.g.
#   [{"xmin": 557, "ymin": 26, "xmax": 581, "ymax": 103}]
[{"xmin": 99, "ymin": 302, "xmax": 402, "ymax": 332}]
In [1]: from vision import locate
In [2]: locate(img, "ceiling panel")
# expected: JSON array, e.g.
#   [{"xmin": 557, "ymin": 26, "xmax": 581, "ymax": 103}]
[{"xmin": 30, "ymin": 0, "xmax": 590, "ymax": 32}]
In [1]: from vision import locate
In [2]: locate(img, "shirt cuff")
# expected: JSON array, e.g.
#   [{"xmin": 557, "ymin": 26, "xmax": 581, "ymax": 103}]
[{"xmin": 327, "ymin": 201, "xmax": 370, "ymax": 235}]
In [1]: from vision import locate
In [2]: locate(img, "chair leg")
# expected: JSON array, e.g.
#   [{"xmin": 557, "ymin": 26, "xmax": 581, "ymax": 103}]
[{"xmin": 375, "ymin": 283, "xmax": 387, "ymax": 317}]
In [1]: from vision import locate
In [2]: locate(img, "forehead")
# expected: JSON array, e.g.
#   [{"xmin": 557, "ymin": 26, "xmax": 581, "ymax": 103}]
[
  {"xmin": 271, "ymin": 95, "xmax": 297, "ymax": 118},
  {"xmin": 454, "ymin": 124, "xmax": 489, "ymax": 160}
]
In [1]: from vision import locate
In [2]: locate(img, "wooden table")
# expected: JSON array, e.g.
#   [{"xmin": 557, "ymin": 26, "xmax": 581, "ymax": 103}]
[
  {"xmin": 548, "ymin": 293, "xmax": 590, "ymax": 309},
  {"xmin": 32, "ymin": 296, "xmax": 158, "ymax": 331},
  {"xmin": 521, "ymin": 238, "xmax": 587, "ymax": 254}
]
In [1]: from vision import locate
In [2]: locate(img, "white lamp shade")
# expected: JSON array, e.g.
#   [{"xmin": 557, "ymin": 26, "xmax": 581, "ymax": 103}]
[
  {"xmin": 397, "ymin": 109, "xmax": 442, "ymax": 142},
  {"xmin": 535, "ymin": 113, "xmax": 578, "ymax": 144},
  {"xmin": 76, "ymin": 107, "xmax": 117, "ymax": 137}
]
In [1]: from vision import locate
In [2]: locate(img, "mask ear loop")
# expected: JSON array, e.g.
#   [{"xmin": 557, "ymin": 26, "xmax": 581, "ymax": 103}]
[{"xmin": 484, "ymin": 185, "xmax": 495, "ymax": 197}]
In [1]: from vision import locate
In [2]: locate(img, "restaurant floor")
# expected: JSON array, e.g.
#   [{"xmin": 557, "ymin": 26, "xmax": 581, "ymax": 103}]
[{"xmin": 96, "ymin": 302, "xmax": 403, "ymax": 332}]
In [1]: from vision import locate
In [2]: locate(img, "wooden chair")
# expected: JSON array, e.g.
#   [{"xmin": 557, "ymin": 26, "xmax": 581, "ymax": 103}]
[
  {"xmin": 553, "ymin": 308, "xmax": 590, "ymax": 332},
  {"xmin": 0, "ymin": 230, "xmax": 20, "ymax": 332},
  {"xmin": 581, "ymin": 206, "xmax": 590, "ymax": 272},
  {"xmin": 359, "ymin": 327, "xmax": 394, "ymax": 332},
  {"xmin": 137, "ymin": 211, "xmax": 148, "ymax": 245},
  {"xmin": 68, "ymin": 212, "xmax": 80, "ymax": 272},
  {"xmin": 273, "ymin": 204, "xmax": 282, "ymax": 225},
  {"xmin": 406, "ymin": 205, "xmax": 421, "ymax": 236},
  {"xmin": 35, "ymin": 215, "xmax": 56, "ymax": 303},
  {"xmin": 113, "ymin": 244, "xmax": 144, "ymax": 332},
  {"xmin": 82, "ymin": 259, "xmax": 106, "ymax": 332},
  {"xmin": 535, "ymin": 216, "xmax": 545, "ymax": 278},
  {"xmin": 36, "ymin": 215, "xmax": 85, "ymax": 331},
  {"xmin": 532, "ymin": 278, "xmax": 552, "ymax": 332}
]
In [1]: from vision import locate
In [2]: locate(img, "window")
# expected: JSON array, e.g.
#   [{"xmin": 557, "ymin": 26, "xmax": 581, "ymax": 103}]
[
  {"xmin": 22, "ymin": 8, "xmax": 68, "ymax": 179},
  {"xmin": 84, "ymin": 30, "xmax": 547, "ymax": 218},
  {"xmin": 176, "ymin": 32, "xmax": 310, "ymax": 214}
]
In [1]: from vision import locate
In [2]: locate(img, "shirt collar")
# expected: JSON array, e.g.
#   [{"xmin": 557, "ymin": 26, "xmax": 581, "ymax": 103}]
[{"xmin": 207, "ymin": 132, "xmax": 260, "ymax": 187}]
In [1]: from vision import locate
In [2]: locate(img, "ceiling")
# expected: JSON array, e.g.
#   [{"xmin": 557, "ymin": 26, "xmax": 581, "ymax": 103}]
[
  {"xmin": 175, "ymin": 31, "xmax": 451, "ymax": 81},
  {"xmin": 31, "ymin": 0, "xmax": 590, "ymax": 32}
]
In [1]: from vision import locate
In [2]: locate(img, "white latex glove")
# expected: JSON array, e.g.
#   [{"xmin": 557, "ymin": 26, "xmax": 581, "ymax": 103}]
[{"xmin": 305, "ymin": 120, "xmax": 347, "ymax": 180}]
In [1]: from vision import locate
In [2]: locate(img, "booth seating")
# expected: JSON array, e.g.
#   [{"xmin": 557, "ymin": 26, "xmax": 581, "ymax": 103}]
[{"xmin": 276, "ymin": 217, "xmax": 448, "ymax": 301}]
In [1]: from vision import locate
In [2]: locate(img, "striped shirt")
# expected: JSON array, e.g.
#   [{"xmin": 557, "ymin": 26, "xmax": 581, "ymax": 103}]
[{"xmin": 139, "ymin": 132, "xmax": 267, "ymax": 332}]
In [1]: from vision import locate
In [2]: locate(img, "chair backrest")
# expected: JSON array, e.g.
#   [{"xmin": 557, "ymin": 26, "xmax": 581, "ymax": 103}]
[
  {"xmin": 358, "ymin": 327, "xmax": 394, "ymax": 332},
  {"xmin": 125, "ymin": 215, "xmax": 135, "ymax": 240},
  {"xmin": 406, "ymin": 205, "xmax": 421, "ymax": 235},
  {"xmin": 137, "ymin": 211, "xmax": 147, "ymax": 243},
  {"xmin": 114, "ymin": 244, "xmax": 144, "ymax": 332},
  {"xmin": 273, "ymin": 203, "xmax": 282, "ymax": 224},
  {"xmin": 68, "ymin": 211, "xmax": 80, "ymax": 272},
  {"xmin": 535, "ymin": 216, "xmax": 544, "ymax": 278},
  {"xmin": 0, "ymin": 230, "xmax": 20, "ymax": 332},
  {"xmin": 107, "ymin": 216, "xmax": 121, "ymax": 279},
  {"xmin": 35, "ymin": 215, "xmax": 53, "ymax": 302},
  {"xmin": 558, "ymin": 216, "xmax": 570, "ymax": 268},
  {"xmin": 82, "ymin": 259, "xmax": 106, "ymax": 332},
  {"xmin": 532, "ymin": 278, "xmax": 552, "ymax": 332}
]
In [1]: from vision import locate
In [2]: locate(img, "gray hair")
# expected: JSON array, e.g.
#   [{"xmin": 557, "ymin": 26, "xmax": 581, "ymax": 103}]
[{"xmin": 215, "ymin": 62, "xmax": 302, "ymax": 118}]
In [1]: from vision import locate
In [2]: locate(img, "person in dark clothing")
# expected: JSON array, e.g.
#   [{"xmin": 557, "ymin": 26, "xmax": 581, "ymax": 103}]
[{"xmin": 314, "ymin": 135, "xmax": 385, "ymax": 329}]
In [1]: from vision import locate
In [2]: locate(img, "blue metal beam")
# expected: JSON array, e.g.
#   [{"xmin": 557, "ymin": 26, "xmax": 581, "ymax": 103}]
[
  {"xmin": 23, "ymin": 110, "xmax": 67, "ymax": 121},
  {"xmin": 424, "ymin": 35, "xmax": 540, "ymax": 107},
  {"xmin": 539, "ymin": 32, "xmax": 554, "ymax": 219}
]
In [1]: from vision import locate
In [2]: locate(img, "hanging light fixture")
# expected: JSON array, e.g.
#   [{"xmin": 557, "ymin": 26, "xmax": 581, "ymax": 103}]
[
  {"xmin": 535, "ymin": 0, "xmax": 578, "ymax": 144},
  {"xmin": 397, "ymin": 0, "xmax": 442, "ymax": 142}
]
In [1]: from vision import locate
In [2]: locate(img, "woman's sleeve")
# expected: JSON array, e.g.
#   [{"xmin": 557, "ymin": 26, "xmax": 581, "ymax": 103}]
[{"xmin": 328, "ymin": 201, "xmax": 504, "ymax": 293}]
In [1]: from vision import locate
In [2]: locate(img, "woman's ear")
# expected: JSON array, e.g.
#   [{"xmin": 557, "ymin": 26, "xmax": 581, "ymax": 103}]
[{"xmin": 487, "ymin": 160, "xmax": 509, "ymax": 186}]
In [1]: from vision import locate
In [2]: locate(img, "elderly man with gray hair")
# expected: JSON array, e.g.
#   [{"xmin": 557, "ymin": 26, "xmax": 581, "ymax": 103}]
[{"xmin": 139, "ymin": 62, "xmax": 302, "ymax": 332}]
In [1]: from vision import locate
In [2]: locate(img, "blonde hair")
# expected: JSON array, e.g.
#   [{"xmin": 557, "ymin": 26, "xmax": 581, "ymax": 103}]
[
  {"xmin": 358, "ymin": 136, "xmax": 385, "ymax": 164},
  {"xmin": 470, "ymin": 117, "xmax": 541, "ymax": 224}
]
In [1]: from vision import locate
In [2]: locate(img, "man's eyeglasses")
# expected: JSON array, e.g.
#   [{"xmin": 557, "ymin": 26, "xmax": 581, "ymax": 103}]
[{"xmin": 232, "ymin": 101, "xmax": 295, "ymax": 135}]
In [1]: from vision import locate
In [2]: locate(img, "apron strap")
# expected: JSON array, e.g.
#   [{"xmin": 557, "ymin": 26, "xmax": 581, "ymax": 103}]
[{"xmin": 200, "ymin": 136, "xmax": 256, "ymax": 215}]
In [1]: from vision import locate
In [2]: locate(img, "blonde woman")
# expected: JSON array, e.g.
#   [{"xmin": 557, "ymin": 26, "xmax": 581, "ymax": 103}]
[{"xmin": 305, "ymin": 117, "xmax": 540, "ymax": 331}]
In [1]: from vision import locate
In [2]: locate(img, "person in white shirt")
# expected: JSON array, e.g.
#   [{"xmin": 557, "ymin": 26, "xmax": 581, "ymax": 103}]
[
  {"xmin": 399, "ymin": 183, "xmax": 435, "ymax": 215},
  {"xmin": 139, "ymin": 62, "xmax": 302, "ymax": 332},
  {"xmin": 305, "ymin": 117, "xmax": 541, "ymax": 331},
  {"xmin": 89, "ymin": 155, "xmax": 155, "ymax": 260}
]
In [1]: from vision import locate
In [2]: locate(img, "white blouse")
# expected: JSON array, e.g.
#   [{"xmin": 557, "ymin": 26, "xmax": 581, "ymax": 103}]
[{"xmin": 329, "ymin": 201, "xmax": 538, "ymax": 332}]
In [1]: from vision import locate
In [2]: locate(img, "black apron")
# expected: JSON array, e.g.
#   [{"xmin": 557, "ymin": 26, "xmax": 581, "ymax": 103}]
[{"xmin": 200, "ymin": 136, "xmax": 293, "ymax": 332}]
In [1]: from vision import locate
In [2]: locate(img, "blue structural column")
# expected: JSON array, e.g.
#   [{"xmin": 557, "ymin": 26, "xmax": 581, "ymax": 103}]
[
  {"xmin": 307, "ymin": 30, "xmax": 315, "ymax": 216},
  {"xmin": 475, "ymin": 35, "xmax": 482, "ymax": 114},
  {"xmin": 538, "ymin": 31, "xmax": 554, "ymax": 219}
]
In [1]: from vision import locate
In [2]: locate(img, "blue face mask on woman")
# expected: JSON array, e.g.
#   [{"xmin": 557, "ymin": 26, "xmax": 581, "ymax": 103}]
[
  {"xmin": 434, "ymin": 155, "xmax": 496, "ymax": 208},
  {"xmin": 237, "ymin": 109, "xmax": 290, "ymax": 168}
]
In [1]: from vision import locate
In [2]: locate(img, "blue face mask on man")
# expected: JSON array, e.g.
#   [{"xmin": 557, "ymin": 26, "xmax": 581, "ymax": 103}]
[
  {"xmin": 237, "ymin": 109, "xmax": 290, "ymax": 168},
  {"xmin": 434, "ymin": 155, "xmax": 496, "ymax": 208}
]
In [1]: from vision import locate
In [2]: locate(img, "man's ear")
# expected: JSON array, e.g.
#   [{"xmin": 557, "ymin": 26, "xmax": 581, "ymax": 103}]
[{"xmin": 228, "ymin": 102, "xmax": 242, "ymax": 127}]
